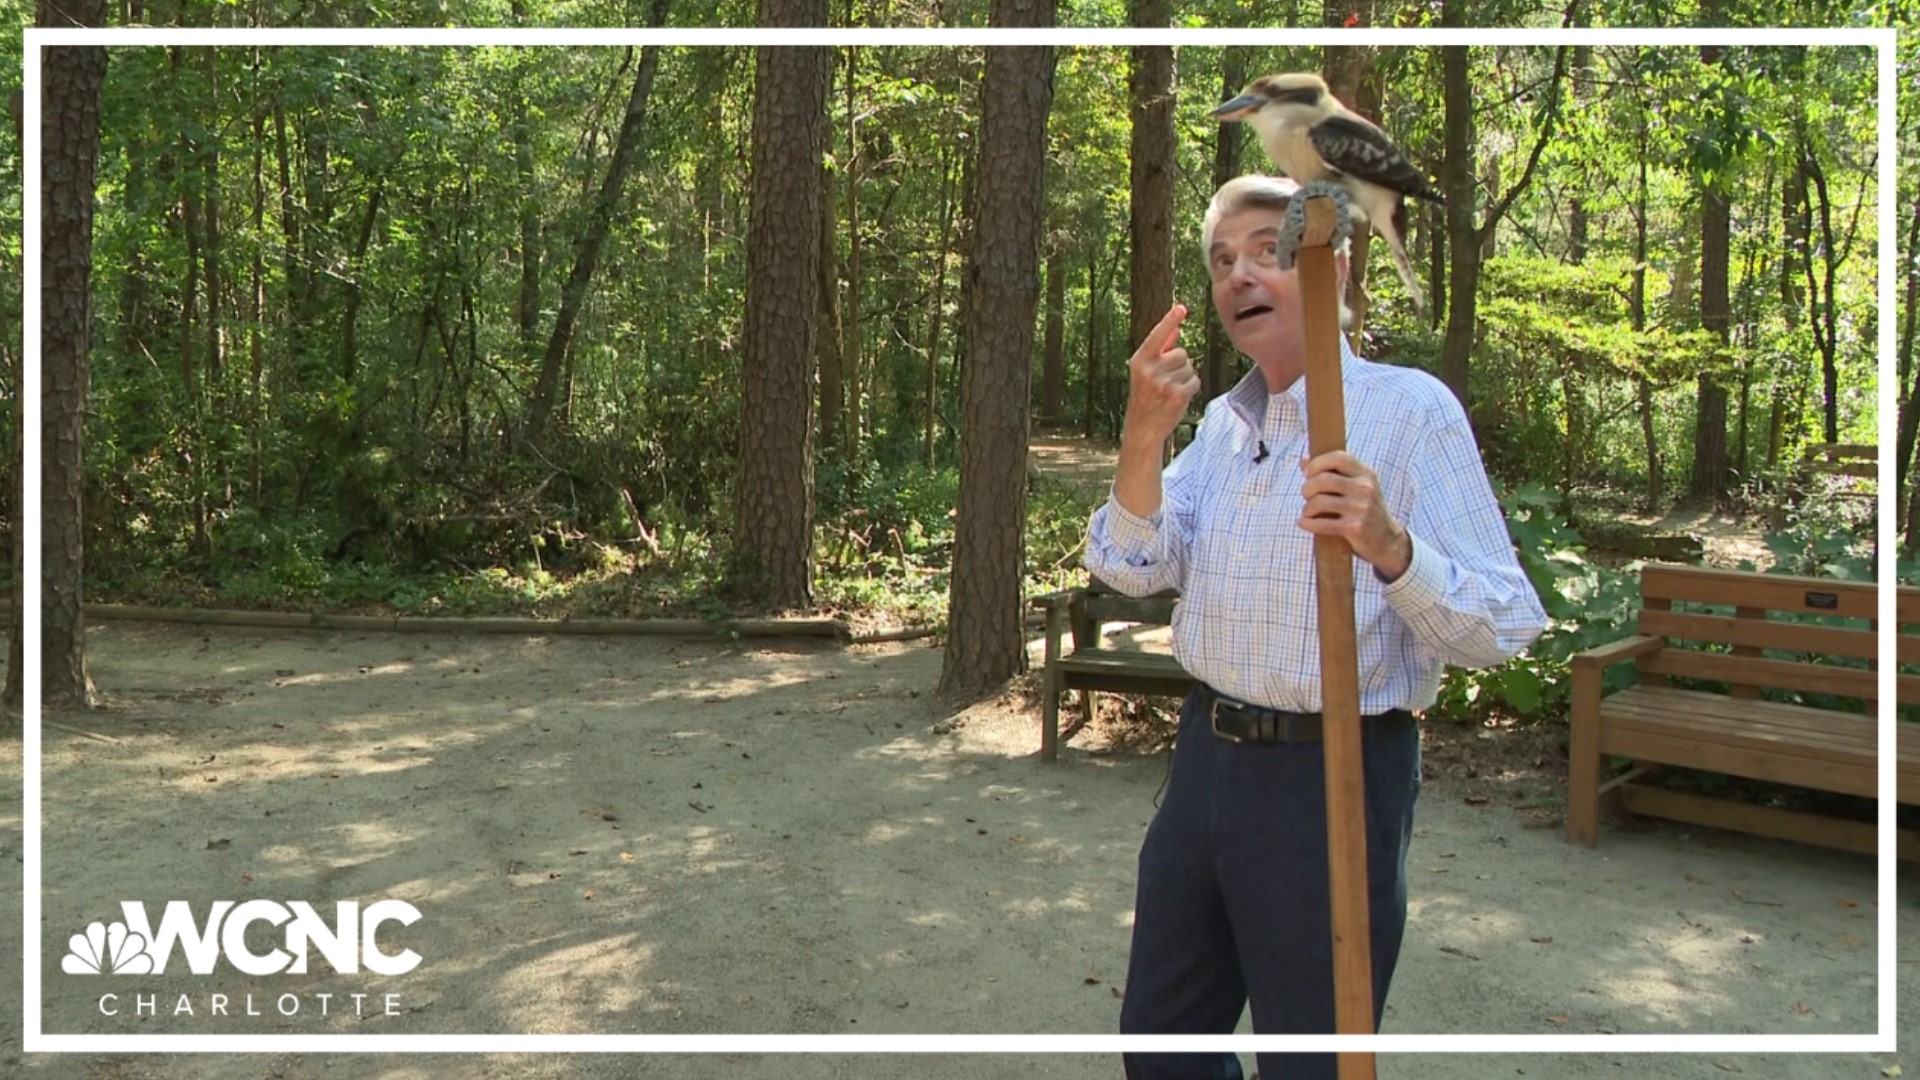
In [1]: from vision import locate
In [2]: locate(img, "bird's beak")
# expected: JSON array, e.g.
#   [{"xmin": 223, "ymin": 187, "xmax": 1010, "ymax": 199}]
[{"xmin": 1209, "ymin": 93, "xmax": 1264, "ymax": 121}]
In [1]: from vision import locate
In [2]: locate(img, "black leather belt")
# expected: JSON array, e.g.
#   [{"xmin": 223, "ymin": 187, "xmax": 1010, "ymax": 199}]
[{"xmin": 1200, "ymin": 683, "xmax": 1414, "ymax": 745}]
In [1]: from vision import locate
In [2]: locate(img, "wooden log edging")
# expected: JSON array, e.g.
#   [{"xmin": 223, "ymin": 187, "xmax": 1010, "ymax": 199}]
[{"xmin": 49, "ymin": 602, "xmax": 855, "ymax": 641}]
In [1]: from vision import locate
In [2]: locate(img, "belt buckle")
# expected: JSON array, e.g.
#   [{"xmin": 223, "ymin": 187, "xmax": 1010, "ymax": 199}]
[{"xmin": 1208, "ymin": 697, "xmax": 1248, "ymax": 744}]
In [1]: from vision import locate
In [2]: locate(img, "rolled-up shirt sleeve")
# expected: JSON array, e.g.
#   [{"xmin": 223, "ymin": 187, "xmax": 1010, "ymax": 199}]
[
  {"xmin": 1083, "ymin": 409, "xmax": 1214, "ymax": 597},
  {"xmin": 1381, "ymin": 393, "xmax": 1548, "ymax": 669}
]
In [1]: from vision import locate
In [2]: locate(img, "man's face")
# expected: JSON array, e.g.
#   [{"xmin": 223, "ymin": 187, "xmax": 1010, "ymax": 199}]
[{"xmin": 1208, "ymin": 206, "xmax": 1304, "ymax": 361}]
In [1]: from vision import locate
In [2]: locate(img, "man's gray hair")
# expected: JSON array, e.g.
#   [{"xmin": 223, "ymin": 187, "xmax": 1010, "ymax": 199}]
[{"xmin": 1201, "ymin": 173, "xmax": 1352, "ymax": 261}]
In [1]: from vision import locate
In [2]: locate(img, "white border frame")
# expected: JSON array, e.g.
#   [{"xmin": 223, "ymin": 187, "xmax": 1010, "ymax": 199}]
[{"xmin": 22, "ymin": 25, "xmax": 1899, "ymax": 1055}]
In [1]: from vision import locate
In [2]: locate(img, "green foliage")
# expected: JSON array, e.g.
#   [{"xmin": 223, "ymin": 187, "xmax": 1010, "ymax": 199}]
[
  {"xmin": 62, "ymin": 40, "xmax": 1888, "ymax": 657},
  {"xmin": 1432, "ymin": 483, "xmax": 1641, "ymax": 723}
]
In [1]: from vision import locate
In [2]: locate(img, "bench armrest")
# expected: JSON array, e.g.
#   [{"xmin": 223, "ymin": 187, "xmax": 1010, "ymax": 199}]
[
  {"xmin": 1570, "ymin": 634, "xmax": 1665, "ymax": 672},
  {"xmin": 1031, "ymin": 589, "xmax": 1080, "ymax": 611}
]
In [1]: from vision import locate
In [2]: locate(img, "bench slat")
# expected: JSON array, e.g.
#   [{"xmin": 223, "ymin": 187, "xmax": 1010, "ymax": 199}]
[
  {"xmin": 1637, "ymin": 609, "xmax": 1876, "ymax": 660},
  {"xmin": 1638, "ymin": 648, "xmax": 1877, "ymax": 701},
  {"xmin": 1617, "ymin": 784, "xmax": 1876, "ymax": 855},
  {"xmin": 1898, "ymin": 586, "xmax": 1920, "ymax": 626},
  {"xmin": 1640, "ymin": 565, "xmax": 1877, "ymax": 619},
  {"xmin": 1597, "ymin": 725, "xmax": 1878, "ymax": 797},
  {"xmin": 1600, "ymin": 687, "xmax": 1875, "ymax": 764}
]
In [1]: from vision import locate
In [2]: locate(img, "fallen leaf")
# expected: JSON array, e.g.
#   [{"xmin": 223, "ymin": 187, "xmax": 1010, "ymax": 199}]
[
  {"xmin": 1839, "ymin": 897, "xmax": 1859, "ymax": 908},
  {"xmin": 1530, "ymin": 936, "xmax": 1553, "ymax": 944},
  {"xmin": 1464, "ymin": 795, "xmax": 1490, "ymax": 806},
  {"xmin": 1793, "ymin": 1002, "xmax": 1812, "ymax": 1016},
  {"xmin": 206, "ymin": 839, "xmax": 230, "ymax": 851},
  {"xmin": 1684, "ymin": 873, "xmax": 1709, "ymax": 885},
  {"xmin": 1840, "ymin": 934, "xmax": 1864, "ymax": 948},
  {"xmin": 1712, "ymin": 1063, "xmax": 1742, "ymax": 1073},
  {"xmin": 583, "ymin": 889, "xmax": 596, "ymax": 901},
  {"xmin": 1880, "ymin": 1065, "xmax": 1901, "ymax": 1077},
  {"xmin": 1546, "ymin": 1013, "xmax": 1570, "ymax": 1024},
  {"xmin": 1084, "ymin": 976, "xmax": 1100, "ymax": 985},
  {"xmin": 569, "ymin": 849, "xmax": 588, "ymax": 857},
  {"xmin": 1111, "ymin": 987, "xmax": 1124, "ymax": 1000},
  {"xmin": 619, "ymin": 852, "xmax": 634, "ymax": 862},
  {"xmin": 240, "ymin": 873, "xmax": 253, "ymax": 885}
]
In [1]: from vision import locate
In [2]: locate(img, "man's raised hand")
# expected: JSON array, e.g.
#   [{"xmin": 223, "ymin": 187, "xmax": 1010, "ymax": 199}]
[{"xmin": 1121, "ymin": 304, "xmax": 1200, "ymax": 450}]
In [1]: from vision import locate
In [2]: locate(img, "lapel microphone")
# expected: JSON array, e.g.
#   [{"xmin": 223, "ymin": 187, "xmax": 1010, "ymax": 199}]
[{"xmin": 1252, "ymin": 440, "xmax": 1270, "ymax": 464}]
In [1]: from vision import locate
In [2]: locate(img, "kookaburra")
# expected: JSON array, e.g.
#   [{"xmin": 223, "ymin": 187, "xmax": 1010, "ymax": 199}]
[{"xmin": 1211, "ymin": 72, "xmax": 1443, "ymax": 313}]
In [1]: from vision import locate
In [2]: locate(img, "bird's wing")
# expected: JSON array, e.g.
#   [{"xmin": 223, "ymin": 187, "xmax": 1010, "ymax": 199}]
[{"xmin": 1307, "ymin": 114, "xmax": 1444, "ymax": 203}]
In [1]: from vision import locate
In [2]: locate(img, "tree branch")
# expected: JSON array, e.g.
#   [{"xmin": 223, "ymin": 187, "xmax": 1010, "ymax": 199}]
[{"xmin": 1476, "ymin": 44, "xmax": 1570, "ymax": 250}]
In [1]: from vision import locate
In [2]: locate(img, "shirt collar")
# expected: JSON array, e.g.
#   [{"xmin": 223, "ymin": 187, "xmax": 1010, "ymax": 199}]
[{"xmin": 1223, "ymin": 335, "xmax": 1363, "ymax": 434}]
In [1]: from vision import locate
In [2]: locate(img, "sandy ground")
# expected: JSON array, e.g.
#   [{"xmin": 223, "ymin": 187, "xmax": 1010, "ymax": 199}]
[{"xmin": 0, "ymin": 621, "xmax": 1912, "ymax": 1079}]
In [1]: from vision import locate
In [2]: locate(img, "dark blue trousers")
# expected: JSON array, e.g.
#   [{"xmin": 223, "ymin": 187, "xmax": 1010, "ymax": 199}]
[{"xmin": 1119, "ymin": 688, "xmax": 1421, "ymax": 1080}]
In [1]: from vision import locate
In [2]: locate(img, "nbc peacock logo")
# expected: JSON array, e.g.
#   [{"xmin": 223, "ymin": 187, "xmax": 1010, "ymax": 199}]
[{"xmin": 62, "ymin": 920, "xmax": 155, "ymax": 976}]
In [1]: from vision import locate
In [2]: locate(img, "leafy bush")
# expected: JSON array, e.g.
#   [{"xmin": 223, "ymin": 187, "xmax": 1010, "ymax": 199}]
[{"xmin": 1432, "ymin": 483, "xmax": 1640, "ymax": 722}]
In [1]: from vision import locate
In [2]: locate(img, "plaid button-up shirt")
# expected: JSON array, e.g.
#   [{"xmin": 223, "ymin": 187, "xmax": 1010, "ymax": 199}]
[{"xmin": 1085, "ymin": 341, "xmax": 1548, "ymax": 715}]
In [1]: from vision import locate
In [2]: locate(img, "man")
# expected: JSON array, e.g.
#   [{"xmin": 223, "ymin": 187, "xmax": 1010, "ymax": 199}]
[{"xmin": 1088, "ymin": 174, "xmax": 1547, "ymax": 1079}]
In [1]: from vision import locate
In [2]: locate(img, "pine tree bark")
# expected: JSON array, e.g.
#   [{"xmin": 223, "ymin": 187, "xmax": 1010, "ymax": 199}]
[
  {"xmin": 40, "ymin": 0, "xmax": 110, "ymax": 709},
  {"xmin": 735, "ymin": 5, "xmax": 832, "ymax": 609},
  {"xmin": 941, "ymin": 0, "xmax": 1057, "ymax": 694},
  {"xmin": 1205, "ymin": 50, "xmax": 1245, "ymax": 401},
  {"xmin": 1127, "ymin": 0, "xmax": 1174, "ymax": 369}
]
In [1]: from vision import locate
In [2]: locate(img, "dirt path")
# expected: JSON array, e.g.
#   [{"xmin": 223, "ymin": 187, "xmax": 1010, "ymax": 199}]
[{"xmin": 1, "ymin": 623, "xmax": 1910, "ymax": 1079}]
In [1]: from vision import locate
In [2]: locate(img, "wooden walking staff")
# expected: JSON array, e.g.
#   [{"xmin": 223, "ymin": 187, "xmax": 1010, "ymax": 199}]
[{"xmin": 1286, "ymin": 183, "xmax": 1375, "ymax": 1080}]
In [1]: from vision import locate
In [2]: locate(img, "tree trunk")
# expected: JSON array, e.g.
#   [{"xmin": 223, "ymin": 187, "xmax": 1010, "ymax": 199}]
[
  {"xmin": 1438, "ymin": 44, "xmax": 1475, "ymax": 407},
  {"xmin": 525, "ymin": 15, "xmax": 669, "ymax": 444},
  {"xmin": 736, "ymin": 14, "xmax": 832, "ymax": 609},
  {"xmin": 1323, "ymin": 44, "xmax": 1378, "ymax": 337},
  {"xmin": 249, "ymin": 47, "xmax": 266, "ymax": 511},
  {"xmin": 1896, "ymin": 197, "xmax": 1920, "ymax": 535},
  {"xmin": 339, "ymin": 181, "xmax": 383, "ymax": 385},
  {"xmin": 926, "ymin": 155, "xmax": 958, "ymax": 464},
  {"xmin": 1084, "ymin": 239, "xmax": 1098, "ymax": 440},
  {"xmin": 40, "ymin": 0, "xmax": 110, "ymax": 709},
  {"xmin": 1772, "ymin": 132, "xmax": 1808, "ymax": 468},
  {"xmin": 1632, "ymin": 128, "xmax": 1660, "ymax": 509},
  {"xmin": 512, "ymin": 49, "xmax": 542, "ymax": 374},
  {"xmin": 5, "ymin": 68, "xmax": 18, "ymax": 712},
  {"xmin": 1040, "ymin": 234, "xmax": 1065, "ymax": 426},
  {"xmin": 1127, "ymin": 3, "xmax": 1174, "ymax": 373},
  {"xmin": 1691, "ymin": 62, "xmax": 1732, "ymax": 503},
  {"xmin": 817, "ymin": 158, "xmax": 843, "ymax": 456},
  {"xmin": 842, "ymin": 44, "xmax": 864, "ymax": 460},
  {"xmin": 941, "ymin": 0, "xmax": 1057, "ymax": 694},
  {"xmin": 1802, "ymin": 150, "xmax": 1842, "ymax": 447},
  {"xmin": 1205, "ymin": 49, "xmax": 1245, "ymax": 401}
]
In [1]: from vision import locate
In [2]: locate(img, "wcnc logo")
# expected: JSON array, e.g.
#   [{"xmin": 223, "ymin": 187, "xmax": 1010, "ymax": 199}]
[{"xmin": 63, "ymin": 900, "xmax": 422, "ymax": 977}]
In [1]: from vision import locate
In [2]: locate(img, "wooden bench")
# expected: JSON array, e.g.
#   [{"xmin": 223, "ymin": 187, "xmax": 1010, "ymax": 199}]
[
  {"xmin": 1567, "ymin": 563, "xmax": 1919, "ymax": 857},
  {"xmin": 1796, "ymin": 443, "xmax": 1876, "ymax": 505},
  {"xmin": 1802, "ymin": 442, "xmax": 1877, "ymax": 481},
  {"xmin": 1031, "ymin": 577, "xmax": 1194, "ymax": 761}
]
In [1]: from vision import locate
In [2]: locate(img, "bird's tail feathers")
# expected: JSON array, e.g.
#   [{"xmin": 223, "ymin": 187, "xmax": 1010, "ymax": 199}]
[{"xmin": 1376, "ymin": 217, "xmax": 1427, "ymax": 317}]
